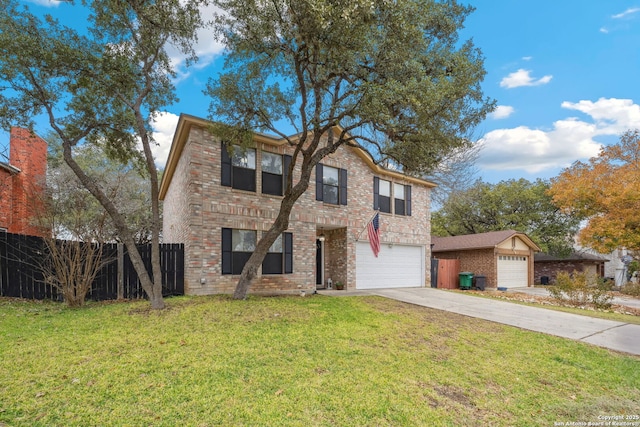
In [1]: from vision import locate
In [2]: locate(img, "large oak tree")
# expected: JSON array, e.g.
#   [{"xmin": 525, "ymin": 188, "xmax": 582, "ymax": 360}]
[
  {"xmin": 549, "ymin": 129, "xmax": 640, "ymax": 253},
  {"xmin": 0, "ymin": 0, "xmax": 205, "ymax": 308},
  {"xmin": 207, "ymin": 0, "xmax": 495, "ymax": 299},
  {"xmin": 432, "ymin": 178, "xmax": 581, "ymax": 256}
]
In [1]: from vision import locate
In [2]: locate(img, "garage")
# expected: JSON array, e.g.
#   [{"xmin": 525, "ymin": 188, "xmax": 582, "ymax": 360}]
[
  {"xmin": 355, "ymin": 242, "xmax": 424, "ymax": 289},
  {"xmin": 431, "ymin": 230, "xmax": 540, "ymax": 289},
  {"xmin": 497, "ymin": 255, "xmax": 529, "ymax": 288}
]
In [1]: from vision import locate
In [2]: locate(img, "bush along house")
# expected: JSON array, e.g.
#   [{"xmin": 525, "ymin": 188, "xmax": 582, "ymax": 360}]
[{"xmin": 159, "ymin": 114, "xmax": 436, "ymax": 295}]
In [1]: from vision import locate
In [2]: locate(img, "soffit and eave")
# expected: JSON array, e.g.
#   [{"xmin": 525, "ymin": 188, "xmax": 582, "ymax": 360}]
[{"xmin": 159, "ymin": 113, "xmax": 437, "ymax": 199}]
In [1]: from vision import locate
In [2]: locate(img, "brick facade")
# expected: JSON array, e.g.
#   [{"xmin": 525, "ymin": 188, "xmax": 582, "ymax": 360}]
[
  {"xmin": 160, "ymin": 114, "xmax": 434, "ymax": 295},
  {"xmin": 436, "ymin": 248, "xmax": 497, "ymax": 287},
  {"xmin": 432, "ymin": 231, "xmax": 540, "ymax": 289},
  {"xmin": 0, "ymin": 128, "xmax": 47, "ymax": 236},
  {"xmin": 534, "ymin": 253, "xmax": 605, "ymax": 285}
]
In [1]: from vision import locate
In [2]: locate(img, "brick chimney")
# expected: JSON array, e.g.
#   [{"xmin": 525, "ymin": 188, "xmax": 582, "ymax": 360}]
[{"xmin": 0, "ymin": 128, "xmax": 48, "ymax": 236}]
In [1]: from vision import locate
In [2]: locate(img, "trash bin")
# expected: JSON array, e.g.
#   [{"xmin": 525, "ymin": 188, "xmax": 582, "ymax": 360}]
[
  {"xmin": 474, "ymin": 275, "xmax": 486, "ymax": 291},
  {"xmin": 459, "ymin": 272, "xmax": 473, "ymax": 290},
  {"xmin": 540, "ymin": 276, "xmax": 549, "ymax": 285}
]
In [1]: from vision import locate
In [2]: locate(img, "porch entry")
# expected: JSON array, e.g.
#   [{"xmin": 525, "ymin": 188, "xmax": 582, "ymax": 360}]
[{"xmin": 315, "ymin": 227, "xmax": 347, "ymax": 290}]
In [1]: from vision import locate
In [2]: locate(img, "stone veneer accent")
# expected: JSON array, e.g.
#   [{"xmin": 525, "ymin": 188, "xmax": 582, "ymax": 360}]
[{"xmin": 161, "ymin": 115, "xmax": 434, "ymax": 295}]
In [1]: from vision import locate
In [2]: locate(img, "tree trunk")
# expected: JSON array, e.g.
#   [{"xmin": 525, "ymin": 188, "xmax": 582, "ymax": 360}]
[
  {"xmin": 233, "ymin": 195, "xmax": 298, "ymax": 299},
  {"xmin": 233, "ymin": 153, "xmax": 315, "ymax": 299},
  {"xmin": 140, "ymin": 129, "xmax": 164, "ymax": 310}
]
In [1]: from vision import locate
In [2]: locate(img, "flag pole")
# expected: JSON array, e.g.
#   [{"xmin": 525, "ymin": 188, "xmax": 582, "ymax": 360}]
[{"xmin": 356, "ymin": 209, "xmax": 380, "ymax": 241}]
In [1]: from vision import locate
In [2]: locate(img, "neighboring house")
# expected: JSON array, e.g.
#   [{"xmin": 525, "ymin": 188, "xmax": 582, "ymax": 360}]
[
  {"xmin": 534, "ymin": 252, "xmax": 607, "ymax": 285},
  {"xmin": 0, "ymin": 127, "xmax": 48, "ymax": 237},
  {"xmin": 575, "ymin": 245, "xmax": 631, "ymax": 285},
  {"xmin": 159, "ymin": 114, "xmax": 435, "ymax": 295},
  {"xmin": 431, "ymin": 230, "xmax": 541, "ymax": 289}
]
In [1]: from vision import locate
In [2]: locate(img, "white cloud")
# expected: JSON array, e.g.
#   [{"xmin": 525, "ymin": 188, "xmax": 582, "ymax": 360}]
[
  {"xmin": 612, "ymin": 7, "xmax": 640, "ymax": 19},
  {"xmin": 168, "ymin": 4, "xmax": 226, "ymax": 81},
  {"xmin": 489, "ymin": 105, "xmax": 515, "ymax": 120},
  {"xmin": 500, "ymin": 69, "xmax": 553, "ymax": 89},
  {"xmin": 150, "ymin": 112, "xmax": 180, "ymax": 168},
  {"xmin": 522, "ymin": 56, "xmax": 532, "ymax": 61},
  {"xmin": 477, "ymin": 98, "xmax": 640, "ymax": 173},
  {"xmin": 561, "ymin": 98, "xmax": 640, "ymax": 134},
  {"xmin": 24, "ymin": 0, "xmax": 64, "ymax": 7},
  {"xmin": 600, "ymin": 27, "xmax": 609, "ymax": 34}
]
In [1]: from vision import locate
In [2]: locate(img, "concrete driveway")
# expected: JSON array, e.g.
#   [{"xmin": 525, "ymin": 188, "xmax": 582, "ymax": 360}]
[{"xmin": 322, "ymin": 287, "xmax": 640, "ymax": 356}]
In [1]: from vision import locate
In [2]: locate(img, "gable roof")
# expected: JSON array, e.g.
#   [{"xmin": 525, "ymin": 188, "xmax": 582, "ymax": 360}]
[
  {"xmin": 431, "ymin": 230, "xmax": 541, "ymax": 252},
  {"xmin": 159, "ymin": 113, "xmax": 436, "ymax": 200}
]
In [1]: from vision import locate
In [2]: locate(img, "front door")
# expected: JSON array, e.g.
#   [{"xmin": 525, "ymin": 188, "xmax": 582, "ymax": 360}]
[{"xmin": 316, "ymin": 239, "xmax": 323, "ymax": 287}]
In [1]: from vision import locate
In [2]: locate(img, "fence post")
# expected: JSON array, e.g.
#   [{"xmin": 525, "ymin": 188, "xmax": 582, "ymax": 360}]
[{"xmin": 117, "ymin": 243, "xmax": 124, "ymax": 300}]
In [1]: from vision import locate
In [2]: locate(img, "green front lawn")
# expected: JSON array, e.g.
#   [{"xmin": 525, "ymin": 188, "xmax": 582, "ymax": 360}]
[{"xmin": 0, "ymin": 295, "xmax": 638, "ymax": 426}]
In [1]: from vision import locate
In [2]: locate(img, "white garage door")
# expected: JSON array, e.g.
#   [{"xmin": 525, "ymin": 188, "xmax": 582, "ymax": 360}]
[
  {"xmin": 356, "ymin": 242, "xmax": 424, "ymax": 289},
  {"xmin": 497, "ymin": 255, "xmax": 528, "ymax": 288}
]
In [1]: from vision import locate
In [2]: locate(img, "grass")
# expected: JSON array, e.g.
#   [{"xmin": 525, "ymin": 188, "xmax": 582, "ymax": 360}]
[{"xmin": 0, "ymin": 295, "xmax": 638, "ymax": 426}]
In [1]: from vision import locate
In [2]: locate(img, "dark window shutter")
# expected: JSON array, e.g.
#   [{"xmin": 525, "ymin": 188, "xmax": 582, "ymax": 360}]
[
  {"xmin": 339, "ymin": 168, "xmax": 347, "ymax": 205},
  {"xmin": 406, "ymin": 185, "xmax": 412, "ymax": 216},
  {"xmin": 221, "ymin": 142, "xmax": 232, "ymax": 187},
  {"xmin": 221, "ymin": 228, "xmax": 232, "ymax": 274},
  {"xmin": 315, "ymin": 163, "xmax": 323, "ymax": 201},
  {"xmin": 284, "ymin": 232, "xmax": 293, "ymax": 274},
  {"xmin": 283, "ymin": 154, "xmax": 292, "ymax": 196},
  {"xmin": 373, "ymin": 177, "xmax": 380, "ymax": 210}
]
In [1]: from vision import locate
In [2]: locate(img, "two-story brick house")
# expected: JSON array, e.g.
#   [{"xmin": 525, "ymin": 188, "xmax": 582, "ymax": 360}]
[
  {"xmin": 0, "ymin": 127, "xmax": 48, "ymax": 237},
  {"xmin": 160, "ymin": 114, "xmax": 435, "ymax": 295}
]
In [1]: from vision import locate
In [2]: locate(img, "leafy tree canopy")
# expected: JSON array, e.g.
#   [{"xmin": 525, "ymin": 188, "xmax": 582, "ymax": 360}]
[
  {"xmin": 207, "ymin": 0, "xmax": 495, "ymax": 174},
  {"xmin": 0, "ymin": 0, "xmax": 206, "ymax": 309},
  {"xmin": 207, "ymin": 0, "xmax": 495, "ymax": 298},
  {"xmin": 549, "ymin": 129, "xmax": 640, "ymax": 253},
  {"xmin": 432, "ymin": 178, "xmax": 581, "ymax": 256},
  {"xmin": 46, "ymin": 133, "xmax": 159, "ymax": 244}
]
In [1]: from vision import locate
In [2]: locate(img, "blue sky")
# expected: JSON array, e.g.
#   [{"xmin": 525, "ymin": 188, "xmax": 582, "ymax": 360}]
[{"xmin": 3, "ymin": 0, "xmax": 640, "ymax": 185}]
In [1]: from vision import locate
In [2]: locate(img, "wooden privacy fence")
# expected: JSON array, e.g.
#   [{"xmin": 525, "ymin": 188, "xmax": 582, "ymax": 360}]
[
  {"xmin": 0, "ymin": 232, "xmax": 184, "ymax": 301},
  {"xmin": 435, "ymin": 258, "xmax": 461, "ymax": 289}
]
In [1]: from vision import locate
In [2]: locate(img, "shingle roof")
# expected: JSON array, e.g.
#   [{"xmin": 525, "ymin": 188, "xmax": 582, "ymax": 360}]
[
  {"xmin": 159, "ymin": 113, "xmax": 437, "ymax": 200},
  {"xmin": 534, "ymin": 252, "xmax": 608, "ymax": 263},
  {"xmin": 431, "ymin": 230, "xmax": 540, "ymax": 252}
]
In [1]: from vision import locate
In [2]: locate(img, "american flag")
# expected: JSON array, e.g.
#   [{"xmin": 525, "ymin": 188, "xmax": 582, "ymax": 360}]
[{"xmin": 367, "ymin": 212, "xmax": 380, "ymax": 257}]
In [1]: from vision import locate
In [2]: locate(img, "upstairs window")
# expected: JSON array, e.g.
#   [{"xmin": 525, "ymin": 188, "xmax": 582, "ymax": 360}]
[
  {"xmin": 315, "ymin": 163, "xmax": 347, "ymax": 205},
  {"xmin": 261, "ymin": 152, "xmax": 292, "ymax": 196},
  {"xmin": 374, "ymin": 177, "xmax": 411, "ymax": 216},
  {"xmin": 221, "ymin": 142, "xmax": 256, "ymax": 192},
  {"xmin": 373, "ymin": 178, "xmax": 391, "ymax": 213},
  {"xmin": 394, "ymin": 183, "xmax": 411, "ymax": 216}
]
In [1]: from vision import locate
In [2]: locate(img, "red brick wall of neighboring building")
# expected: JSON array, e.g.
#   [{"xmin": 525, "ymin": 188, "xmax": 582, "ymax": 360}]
[{"xmin": 0, "ymin": 127, "xmax": 48, "ymax": 236}]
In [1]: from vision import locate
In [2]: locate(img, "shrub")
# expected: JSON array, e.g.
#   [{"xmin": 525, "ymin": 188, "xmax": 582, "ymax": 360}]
[
  {"xmin": 621, "ymin": 281, "xmax": 640, "ymax": 297},
  {"xmin": 548, "ymin": 271, "xmax": 614, "ymax": 310}
]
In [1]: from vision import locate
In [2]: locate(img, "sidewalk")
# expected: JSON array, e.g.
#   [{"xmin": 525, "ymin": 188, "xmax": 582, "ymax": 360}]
[{"xmin": 319, "ymin": 287, "xmax": 640, "ymax": 356}]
